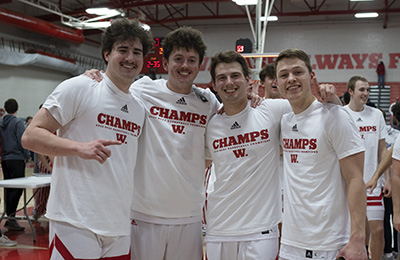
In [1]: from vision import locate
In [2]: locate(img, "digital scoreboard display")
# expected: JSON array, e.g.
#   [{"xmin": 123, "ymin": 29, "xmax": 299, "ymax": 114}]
[{"xmin": 141, "ymin": 37, "xmax": 167, "ymax": 74}]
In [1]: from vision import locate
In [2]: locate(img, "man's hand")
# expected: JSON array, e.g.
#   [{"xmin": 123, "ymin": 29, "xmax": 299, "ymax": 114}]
[
  {"xmin": 83, "ymin": 69, "xmax": 104, "ymax": 82},
  {"xmin": 246, "ymin": 91, "xmax": 263, "ymax": 108},
  {"xmin": 383, "ymin": 180, "xmax": 391, "ymax": 198},
  {"xmin": 336, "ymin": 238, "xmax": 368, "ymax": 260},
  {"xmin": 365, "ymin": 177, "xmax": 378, "ymax": 194},
  {"xmin": 77, "ymin": 139, "xmax": 121, "ymax": 164},
  {"xmin": 313, "ymin": 77, "xmax": 342, "ymax": 105}
]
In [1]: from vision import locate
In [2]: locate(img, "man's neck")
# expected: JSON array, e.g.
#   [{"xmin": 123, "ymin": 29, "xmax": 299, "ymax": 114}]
[
  {"xmin": 348, "ymin": 101, "xmax": 364, "ymax": 112},
  {"xmin": 166, "ymin": 81, "xmax": 192, "ymax": 95},
  {"xmin": 224, "ymin": 99, "xmax": 248, "ymax": 116},
  {"xmin": 105, "ymin": 72, "xmax": 132, "ymax": 94},
  {"xmin": 291, "ymin": 96, "xmax": 316, "ymax": 115}
]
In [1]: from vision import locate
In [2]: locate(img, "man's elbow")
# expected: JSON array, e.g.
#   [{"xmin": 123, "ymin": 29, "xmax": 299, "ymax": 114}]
[{"xmin": 21, "ymin": 130, "xmax": 34, "ymax": 151}]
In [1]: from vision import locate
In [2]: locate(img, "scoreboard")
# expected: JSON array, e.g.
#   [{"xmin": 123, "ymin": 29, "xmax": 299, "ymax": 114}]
[{"xmin": 141, "ymin": 37, "xmax": 167, "ymax": 74}]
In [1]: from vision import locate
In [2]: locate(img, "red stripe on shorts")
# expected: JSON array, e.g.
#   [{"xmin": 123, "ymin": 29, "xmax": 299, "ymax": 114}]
[{"xmin": 367, "ymin": 201, "xmax": 383, "ymax": 206}]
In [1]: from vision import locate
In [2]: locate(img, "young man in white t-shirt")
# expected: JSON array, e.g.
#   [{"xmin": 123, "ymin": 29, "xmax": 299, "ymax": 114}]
[
  {"xmin": 85, "ymin": 26, "xmax": 223, "ymax": 260},
  {"xmin": 21, "ymin": 19, "xmax": 154, "ymax": 260},
  {"xmin": 391, "ymin": 103, "xmax": 400, "ymax": 234},
  {"xmin": 204, "ymin": 50, "xmax": 345, "ymax": 260},
  {"xmin": 275, "ymin": 48, "xmax": 367, "ymax": 260},
  {"xmin": 343, "ymin": 76, "xmax": 388, "ymax": 260},
  {"xmin": 129, "ymin": 27, "xmax": 222, "ymax": 260},
  {"xmin": 204, "ymin": 50, "xmax": 291, "ymax": 260}
]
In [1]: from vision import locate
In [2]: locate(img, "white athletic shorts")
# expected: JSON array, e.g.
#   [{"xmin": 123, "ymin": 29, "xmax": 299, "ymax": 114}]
[
  {"xmin": 49, "ymin": 220, "xmax": 130, "ymax": 260},
  {"xmin": 130, "ymin": 219, "xmax": 203, "ymax": 260},
  {"xmin": 205, "ymin": 226, "xmax": 279, "ymax": 260},
  {"xmin": 280, "ymin": 244, "xmax": 340, "ymax": 260},
  {"xmin": 206, "ymin": 237, "xmax": 278, "ymax": 260},
  {"xmin": 367, "ymin": 192, "xmax": 384, "ymax": 221}
]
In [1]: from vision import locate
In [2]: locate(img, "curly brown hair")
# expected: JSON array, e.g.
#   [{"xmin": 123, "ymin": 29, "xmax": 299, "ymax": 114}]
[
  {"xmin": 101, "ymin": 18, "xmax": 154, "ymax": 64},
  {"xmin": 162, "ymin": 26, "xmax": 207, "ymax": 65}
]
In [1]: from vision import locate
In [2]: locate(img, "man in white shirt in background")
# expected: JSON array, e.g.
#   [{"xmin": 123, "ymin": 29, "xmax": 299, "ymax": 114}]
[
  {"xmin": 343, "ymin": 76, "xmax": 388, "ymax": 260},
  {"xmin": 259, "ymin": 63, "xmax": 281, "ymax": 99}
]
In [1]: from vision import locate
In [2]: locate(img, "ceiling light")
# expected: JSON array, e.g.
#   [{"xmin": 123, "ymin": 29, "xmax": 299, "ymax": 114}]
[
  {"xmin": 350, "ymin": 0, "xmax": 374, "ymax": 2},
  {"xmin": 86, "ymin": 7, "xmax": 121, "ymax": 16},
  {"xmin": 141, "ymin": 23, "xmax": 151, "ymax": 31},
  {"xmin": 355, "ymin": 12, "xmax": 379, "ymax": 18},
  {"xmin": 232, "ymin": 0, "xmax": 258, "ymax": 6},
  {"xmin": 65, "ymin": 21, "xmax": 112, "ymax": 30},
  {"xmin": 260, "ymin": 16, "xmax": 278, "ymax": 21}
]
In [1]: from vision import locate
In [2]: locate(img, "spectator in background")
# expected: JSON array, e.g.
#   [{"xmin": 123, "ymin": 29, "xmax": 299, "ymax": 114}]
[
  {"xmin": 24, "ymin": 116, "xmax": 32, "ymax": 128},
  {"xmin": 390, "ymin": 98, "xmax": 400, "ymax": 129},
  {"xmin": 0, "ymin": 108, "xmax": 5, "ymax": 119},
  {"xmin": 367, "ymin": 98, "xmax": 376, "ymax": 108},
  {"xmin": 0, "ymin": 98, "xmax": 30, "ymax": 231},
  {"xmin": 0, "ymin": 196, "xmax": 17, "ymax": 246},
  {"xmin": 25, "ymin": 116, "xmax": 34, "ymax": 160},
  {"xmin": 259, "ymin": 63, "xmax": 281, "ymax": 99},
  {"xmin": 377, "ymin": 61, "xmax": 385, "ymax": 89}
]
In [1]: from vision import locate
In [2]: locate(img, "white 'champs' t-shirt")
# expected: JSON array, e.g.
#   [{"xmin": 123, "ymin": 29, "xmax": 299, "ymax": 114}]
[
  {"xmin": 343, "ymin": 105, "xmax": 387, "ymax": 195},
  {"xmin": 44, "ymin": 74, "xmax": 145, "ymax": 236},
  {"xmin": 131, "ymin": 77, "xmax": 221, "ymax": 223},
  {"xmin": 281, "ymin": 100, "xmax": 364, "ymax": 251},
  {"xmin": 204, "ymin": 99, "xmax": 291, "ymax": 238}
]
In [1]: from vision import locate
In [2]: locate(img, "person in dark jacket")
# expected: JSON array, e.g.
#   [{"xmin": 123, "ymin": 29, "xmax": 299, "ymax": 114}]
[
  {"xmin": 0, "ymin": 98, "xmax": 30, "ymax": 231},
  {"xmin": 377, "ymin": 61, "xmax": 385, "ymax": 89}
]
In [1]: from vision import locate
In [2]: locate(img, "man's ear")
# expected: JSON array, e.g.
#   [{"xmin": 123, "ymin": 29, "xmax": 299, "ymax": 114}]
[
  {"xmin": 211, "ymin": 81, "xmax": 218, "ymax": 93},
  {"xmin": 245, "ymin": 75, "xmax": 250, "ymax": 85},
  {"xmin": 162, "ymin": 57, "xmax": 169, "ymax": 72},
  {"xmin": 310, "ymin": 70, "xmax": 316, "ymax": 79},
  {"xmin": 103, "ymin": 51, "xmax": 110, "ymax": 63}
]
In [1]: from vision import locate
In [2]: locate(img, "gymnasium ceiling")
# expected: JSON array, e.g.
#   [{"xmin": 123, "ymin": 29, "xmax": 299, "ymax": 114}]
[{"xmin": 0, "ymin": 0, "xmax": 399, "ymax": 44}]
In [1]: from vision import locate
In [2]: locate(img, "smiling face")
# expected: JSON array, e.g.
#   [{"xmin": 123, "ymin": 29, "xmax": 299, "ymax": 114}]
[
  {"xmin": 163, "ymin": 47, "xmax": 200, "ymax": 94},
  {"xmin": 262, "ymin": 75, "xmax": 280, "ymax": 99},
  {"xmin": 276, "ymin": 57, "xmax": 315, "ymax": 112},
  {"xmin": 104, "ymin": 38, "xmax": 144, "ymax": 93},
  {"xmin": 349, "ymin": 80, "xmax": 370, "ymax": 108},
  {"xmin": 214, "ymin": 61, "xmax": 249, "ymax": 110}
]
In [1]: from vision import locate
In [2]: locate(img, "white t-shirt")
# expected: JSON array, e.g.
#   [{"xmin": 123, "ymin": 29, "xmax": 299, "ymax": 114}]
[
  {"xmin": 205, "ymin": 99, "xmax": 291, "ymax": 238},
  {"xmin": 343, "ymin": 105, "xmax": 387, "ymax": 194},
  {"xmin": 281, "ymin": 100, "xmax": 365, "ymax": 251},
  {"xmin": 386, "ymin": 125, "xmax": 399, "ymax": 149},
  {"xmin": 392, "ymin": 134, "xmax": 400, "ymax": 161},
  {"xmin": 130, "ymin": 77, "xmax": 221, "ymax": 223},
  {"xmin": 44, "ymin": 74, "xmax": 145, "ymax": 236},
  {"xmin": 378, "ymin": 125, "xmax": 400, "ymax": 187}
]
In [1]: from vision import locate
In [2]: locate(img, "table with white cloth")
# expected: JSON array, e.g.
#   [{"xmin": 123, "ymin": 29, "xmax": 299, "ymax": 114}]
[{"xmin": 0, "ymin": 175, "xmax": 51, "ymax": 242}]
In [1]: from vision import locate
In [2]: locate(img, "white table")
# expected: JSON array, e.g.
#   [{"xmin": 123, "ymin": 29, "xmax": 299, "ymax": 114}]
[{"xmin": 0, "ymin": 176, "xmax": 51, "ymax": 242}]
